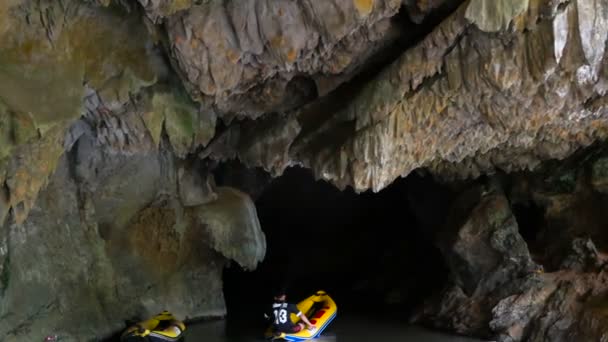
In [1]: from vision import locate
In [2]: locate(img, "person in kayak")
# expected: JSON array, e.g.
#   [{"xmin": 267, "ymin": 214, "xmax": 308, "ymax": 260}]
[{"xmin": 265, "ymin": 288, "xmax": 316, "ymax": 334}]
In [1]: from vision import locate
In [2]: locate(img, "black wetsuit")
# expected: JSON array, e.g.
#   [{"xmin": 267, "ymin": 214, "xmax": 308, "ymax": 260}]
[{"xmin": 267, "ymin": 301, "xmax": 302, "ymax": 333}]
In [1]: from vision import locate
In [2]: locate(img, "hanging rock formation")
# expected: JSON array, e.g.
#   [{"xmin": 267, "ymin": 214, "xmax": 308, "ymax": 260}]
[
  {"xmin": 207, "ymin": 0, "xmax": 608, "ymax": 192},
  {"xmin": 1, "ymin": 0, "xmax": 608, "ymax": 340}
]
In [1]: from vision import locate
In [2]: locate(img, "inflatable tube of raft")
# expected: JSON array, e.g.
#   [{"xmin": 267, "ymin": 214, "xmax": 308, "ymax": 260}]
[
  {"xmin": 121, "ymin": 311, "xmax": 186, "ymax": 342},
  {"xmin": 265, "ymin": 290, "xmax": 337, "ymax": 341}
]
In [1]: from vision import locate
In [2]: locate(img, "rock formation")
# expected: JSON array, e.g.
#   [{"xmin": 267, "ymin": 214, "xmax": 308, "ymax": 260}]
[
  {"xmin": 411, "ymin": 146, "xmax": 608, "ymax": 341},
  {"xmin": 1, "ymin": 0, "xmax": 608, "ymax": 340}
]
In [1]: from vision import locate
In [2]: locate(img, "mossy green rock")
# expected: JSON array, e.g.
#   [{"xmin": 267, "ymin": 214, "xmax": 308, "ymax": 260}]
[
  {"xmin": 0, "ymin": 0, "xmax": 158, "ymax": 138},
  {"xmin": 0, "ymin": 100, "xmax": 37, "ymax": 162},
  {"xmin": 148, "ymin": 89, "xmax": 216, "ymax": 156},
  {"xmin": 0, "ymin": 0, "xmax": 162, "ymax": 225}
]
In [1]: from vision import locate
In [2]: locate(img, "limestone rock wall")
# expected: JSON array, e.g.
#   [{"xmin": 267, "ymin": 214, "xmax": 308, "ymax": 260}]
[
  {"xmin": 0, "ymin": 113, "xmax": 266, "ymax": 341},
  {"xmin": 0, "ymin": 2, "xmax": 266, "ymax": 340},
  {"xmin": 165, "ymin": 0, "xmax": 403, "ymax": 118},
  {"xmin": 209, "ymin": 0, "xmax": 608, "ymax": 193},
  {"xmin": 2, "ymin": 0, "xmax": 608, "ymax": 340},
  {"xmin": 412, "ymin": 146, "xmax": 608, "ymax": 342}
]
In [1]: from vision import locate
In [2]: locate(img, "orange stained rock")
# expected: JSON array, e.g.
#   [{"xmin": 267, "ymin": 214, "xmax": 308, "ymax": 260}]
[
  {"xmin": 270, "ymin": 35, "xmax": 284, "ymax": 48},
  {"xmin": 227, "ymin": 49, "xmax": 240, "ymax": 64},
  {"xmin": 354, "ymin": 0, "xmax": 373, "ymax": 16},
  {"xmin": 287, "ymin": 49, "xmax": 297, "ymax": 62}
]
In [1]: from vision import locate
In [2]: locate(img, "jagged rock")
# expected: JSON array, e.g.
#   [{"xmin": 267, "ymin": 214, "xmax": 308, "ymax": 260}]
[
  {"xmin": 416, "ymin": 153, "xmax": 608, "ymax": 341},
  {"xmin": 414, "ymin": 183, "xmax": 538, "ymax": 336},
  {"xmin": 568, "ymin": 294, "xmax": 608, "ymax": 341},
  {"xmin": 441, "ymin": 185, "xmax": 536, "ymax": 295},
  {"xmin": 165, "ymin": 0, "xmax": 402, "ymax": 117},
  {"xmin": 489, "ymin": 277, "xmax": 558, "ymax": 341},
  {"xmin": 220, "ymin": 0, "xmax": 608, "ymax": 193},
  {"xmin": 488, "ymin": 269, "xmax": 608, "ymax": 342},
  {"xmin": 560, "ymin": 238, "xmax": 601, "ymax": 272},
  {"xmin": 1, "ymin": 126, "xmax": 66, "ymax": 225}
]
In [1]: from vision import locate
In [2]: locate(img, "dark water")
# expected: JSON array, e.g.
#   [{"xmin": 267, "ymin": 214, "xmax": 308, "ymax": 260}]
[{"xmin": 183, "ymin": 315, "xmax": 486, "ymax": 342}]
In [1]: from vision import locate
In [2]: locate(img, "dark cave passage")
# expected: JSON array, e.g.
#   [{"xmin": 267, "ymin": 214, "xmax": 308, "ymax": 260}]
[
  {"xmin": 221, "ymin": 167, "xmax": 451, "ymax": 325},
  {"xmin": 512, "ymin": 202, "xmax": 545, "ymax": 252}
]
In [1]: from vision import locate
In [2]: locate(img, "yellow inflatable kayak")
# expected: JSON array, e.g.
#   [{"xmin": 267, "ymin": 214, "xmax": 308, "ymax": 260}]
[
  {"xmin": 265, "ymin": 291, "xmax": 337, "ymax": 341},
  {"xmin": 120, "ymin": 311, "xmax": 186, "ymax": 342}
]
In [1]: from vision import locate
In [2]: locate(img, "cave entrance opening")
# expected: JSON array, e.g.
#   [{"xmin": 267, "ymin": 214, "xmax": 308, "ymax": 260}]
[{"xmin": 220, "ymin": 166, "xmax": 451, "ymax": 328}]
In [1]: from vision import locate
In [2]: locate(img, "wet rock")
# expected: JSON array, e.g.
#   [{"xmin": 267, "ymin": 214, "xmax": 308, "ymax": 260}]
[
  {"xmin": 489, "ymin": 276, "xmax": 558, "ymax": 341},
  {"xmin": 560, "ymin": 238, "xmax": 601, "ymax": 272},
  {"xmin": 442, "ymin": 185, "xmax": 535, "ymax": 295},
  {"xmin": 417, "ymin": 154, "xmax": 608, "ymax": 341},
  {"xmin": 414, "ymin": 183, "xmax": 538, "ymax": 336}
]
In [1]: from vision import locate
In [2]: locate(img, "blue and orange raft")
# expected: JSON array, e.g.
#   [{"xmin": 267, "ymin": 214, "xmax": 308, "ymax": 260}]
[{"xmin": 265, "ymin": 290, "xmax": 337, "ymax": 341}]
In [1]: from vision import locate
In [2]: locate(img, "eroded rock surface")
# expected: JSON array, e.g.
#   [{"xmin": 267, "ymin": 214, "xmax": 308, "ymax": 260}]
[
  {"xmin": 413, "ymin": 184, "xmax": 539, "ymax": 337},
  {"xmin": 165, "ymin": 0, "xmax": 403, "ymax": 118},
  {"xmin": 2, "ymin": 0, "xmax": 608, "ymax": 340},
  {"xmin": 208, "ymin": 0, "xmax": 608, "ymax": 193},
  {"xmin": 0, "ymin": 2, "xmax": 265, "ymax": 338},
  {"xmin": 0, "ymin": 112, "xmax": 266, "ymax": 341},
  {"xmin": 414, "ymin": 147, "xmax": 608, "ymax": 341}
]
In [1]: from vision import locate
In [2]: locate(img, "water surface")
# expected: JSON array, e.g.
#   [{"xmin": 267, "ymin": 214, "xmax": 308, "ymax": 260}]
[{"xmin": 184, "ymin": 315, "xmax": 485, "ymax": 342}]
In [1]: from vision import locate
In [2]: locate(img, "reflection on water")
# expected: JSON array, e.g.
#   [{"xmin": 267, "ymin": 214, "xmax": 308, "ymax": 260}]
[{"xmin": 184, "ymin": 315, "xmax": 485, "ymax": 342}]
